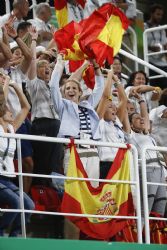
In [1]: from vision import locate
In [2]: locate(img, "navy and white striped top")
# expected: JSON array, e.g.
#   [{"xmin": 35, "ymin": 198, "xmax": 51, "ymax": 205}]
[{"xmin": 78, "ymin": 106, "xmax": 92, "ymax": 137}]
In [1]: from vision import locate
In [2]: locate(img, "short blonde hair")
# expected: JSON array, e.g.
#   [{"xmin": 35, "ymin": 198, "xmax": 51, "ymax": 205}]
[{"xmin": 61, "ymin": 78, "xmax": 83, "ymax": 97}]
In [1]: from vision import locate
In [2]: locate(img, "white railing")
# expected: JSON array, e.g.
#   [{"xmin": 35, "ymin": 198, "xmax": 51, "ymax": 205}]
[
  {"xmin": 122, "ymin": 26, "xmax": 139, "ymax": 72},
  {"xmin": 141, "ymin": 145, "xmax": 167, "ymax": 244},
  {"xmin": 143, "ymin": 25, "xmax": 167, "ymax": 78},
  {"xmin": 120, "ymin": 48, "xmax": 167, "ymax": 78},
  {"xmin": 0, "ymin": 133, "xmax": 142, "ymax": 243}
]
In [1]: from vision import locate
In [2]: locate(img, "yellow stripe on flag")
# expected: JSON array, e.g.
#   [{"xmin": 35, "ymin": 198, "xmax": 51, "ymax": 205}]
[
  {"xmin": 56, "ymin": 7, "xmax": 68, "ymax": 28},
  {"xmin": 97, "ymin": 15, "xmax": 125, "ymax": 56}
]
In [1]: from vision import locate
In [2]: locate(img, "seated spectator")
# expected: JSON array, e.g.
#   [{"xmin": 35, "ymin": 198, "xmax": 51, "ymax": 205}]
[
  {"xmin": 125, "ymin": 71, "xmax": 161, "ymax": 112},
  {"xmin": 28, "ymin": 3, "xmax": 54, "ymax": 47},
  {"xmin": 0, "ymin": 82, "xmax": 34, "ymax": 237}
]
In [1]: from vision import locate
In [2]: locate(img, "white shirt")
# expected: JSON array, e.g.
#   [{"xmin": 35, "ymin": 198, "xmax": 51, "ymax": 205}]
[
  {"xmin": 0, "ymin": 124, "xmax": 16, "ymax": 177},
  {"xmin": 98, "ymin": 118, "xmax": 125, "ymax": 162},
  {"xmin": 127, "ymin": 130, "xmax": 160, "ymax": 168},
  {"xmin": 149, "ymin": 105, "xmax": 167, "ymax": 147}
]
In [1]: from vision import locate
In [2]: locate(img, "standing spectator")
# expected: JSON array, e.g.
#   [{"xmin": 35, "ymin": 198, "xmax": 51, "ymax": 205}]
[
  {"xmin": 27, "ymin": 28, "xmax": 63, "ymax": 184},
  {"xmin": 144, "ymin": 4, "xmax": 167, "ymax": 89},
  {"xmin": 0, "ymin": 82, "xmax": 34, "ymax": 237},
  {"xmin": 149, "ymin": 88, "xmax": 167, "ymax": 165},
  {"xmin": 50, "ymin": 55, "xmax": 104, "ymax": 239},
  {"xmin": 4, "ymin": 20, "xmax": 34, "ymax": 193},
  {"xmin": 97, "ymin": 69, "xmax": 128, "ymax": 179},
  {"xmin": 127, "ymin": 95, "xmax": 167, "ymax": 220}
]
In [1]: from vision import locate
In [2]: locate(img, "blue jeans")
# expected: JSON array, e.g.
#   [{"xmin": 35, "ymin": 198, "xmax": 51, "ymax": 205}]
[{"xmin": 0, "ymin": 177, "xmax": 34, "ymax": 237}]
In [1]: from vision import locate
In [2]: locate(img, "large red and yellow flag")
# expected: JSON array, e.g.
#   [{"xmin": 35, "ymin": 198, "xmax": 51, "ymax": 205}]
[
  {"xmin": 61, "ymin": 142, "xmax": 135, "ymax": 240},
  {"xmin": 78, "ymin": 3, "xmax": 129, "ymax": 65},
  {"xmin": 54, "ymin": 3, "xmax": 129, "ymax": 65}
]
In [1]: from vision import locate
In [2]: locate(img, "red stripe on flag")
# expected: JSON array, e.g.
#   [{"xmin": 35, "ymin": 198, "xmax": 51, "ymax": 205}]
[{"xmin": 54, "ymin": 0, "xmax": 67, "ymax": 10}]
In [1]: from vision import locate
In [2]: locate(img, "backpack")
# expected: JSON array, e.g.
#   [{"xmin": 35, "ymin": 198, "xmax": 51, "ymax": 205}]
[{"xmin": 30, "ymin": 185, "xmax": 61, "ymax": 212}]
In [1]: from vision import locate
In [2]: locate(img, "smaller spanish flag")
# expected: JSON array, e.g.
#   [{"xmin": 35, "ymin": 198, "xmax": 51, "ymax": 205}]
[{"xmin": 61, "ymin": 141, "xmax": 135, "ymax": 240}]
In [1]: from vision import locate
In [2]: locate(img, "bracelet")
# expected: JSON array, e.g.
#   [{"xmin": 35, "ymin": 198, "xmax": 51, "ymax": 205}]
[
  {"xmin": 32, "ymin": 39, "xmax": 37, "ymax": 42},
  {"xmin": 138, "ymin": 100, "xmax": 145, "ymax": 104},
  {"xmin": 114, "ymin": 82, "xmax": 121, "ymax": 88},
  {"xmin": 108, "ymin": 95, "xmax": 112, "ymax": 101},
  {"xmin": 13, "ymin": 35, "xmax": 19, "ymax": 40}
]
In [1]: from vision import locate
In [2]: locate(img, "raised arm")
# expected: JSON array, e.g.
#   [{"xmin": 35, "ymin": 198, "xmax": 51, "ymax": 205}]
[
  {"xmin": 5, "ymin": 23, "xmax": 32, "ymax": 74},
  {"xmin": 27, "ymin": 27, "xmax": 38, "ymax": 80},
  {"xmin": 137, "ymin": 93, "xmax": 150, "ymax": 133},
  {"xmin": 114, "ymin": 75, "xmax": 128, "ymax": 123},
  {"xmin": 97, "ymin": 69, "xmax": 113, "ymax": 119},
  {"xmin": 9, "ymin": 82, "xmax": 30, "ymax": 131},
  {"xmin": 50, "ymin": 54, "xmax": 65, "ymax": 115}
]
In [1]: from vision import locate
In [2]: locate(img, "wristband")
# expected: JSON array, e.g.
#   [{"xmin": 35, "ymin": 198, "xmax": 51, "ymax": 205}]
[
  {"xmin": 13, "ymin": 35, "xmax": 19, "ymax": 40},
  {"xmin": 32, "ymin": 39, "xmax": 37, "ymax": 42},
  {"xmin": 138, "ymin": 100, "xmax": 145, "ymax": 104},
  {"xmin": 108, "ymin": 95, "xmax": 112, "ymax": 101}
]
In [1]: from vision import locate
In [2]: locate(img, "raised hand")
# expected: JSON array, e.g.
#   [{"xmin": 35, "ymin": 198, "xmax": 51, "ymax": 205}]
[{"xmin": 28, "ymin": 26, "xmax": 38, "ymax": 41}]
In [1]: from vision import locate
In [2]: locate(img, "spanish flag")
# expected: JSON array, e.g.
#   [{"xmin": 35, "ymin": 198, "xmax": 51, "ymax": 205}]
[
  {"xmin": 54, "ymin": 0, "xmax": 86, "ymax": 28},
  {"xmin": 54, "ymin": 3, "xmax": 129, "ymax": 65},
  {"xmin": 78, "ymin": 3, "xmax": 129, "ymax": 65},
  {"xmin": 61, "ymin": 142, "xmax": 135, "ymax": 240}
]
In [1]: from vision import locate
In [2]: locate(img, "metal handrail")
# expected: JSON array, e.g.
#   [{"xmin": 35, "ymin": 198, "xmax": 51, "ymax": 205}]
[{"xmin": 0, "ymin": 133, "xmax": 142, "ymax": 243}]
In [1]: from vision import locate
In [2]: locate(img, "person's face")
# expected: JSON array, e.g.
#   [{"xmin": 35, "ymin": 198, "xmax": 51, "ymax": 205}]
[
  {"xmin": 104, "ymin": 102, "xmax": 117, "ymax": 122},
  {"xmin": 152, "ymin": 9, "xmax": 164, "ymax": 24},
  {"xmin": 131, "ymin": 113, "xmax": 145, "ymax": 133},
  {"xmin": 12, "ymin": 48, "xmax": 23, "ymax": 61},
  {"xmin": 127, "ymin": 102, "xmax": 135, "ymax": 115},
  {"xmin": 43, "ymin": 7, "xmax": 52, "ymax": 22},
  {"xmin": 112, "ymin": 59, "xmax": 122, "ymax": 74},
  {"xmin": 133, "ymin": 73, "xmax": 146, "ymax": 86},
  {"xmin": 37, "ymin": 62, "xmax": 51, "ymax": 82},
  {"xmin": 64, "ymin": 81, "xmax": 81, "ymax": 104}
]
